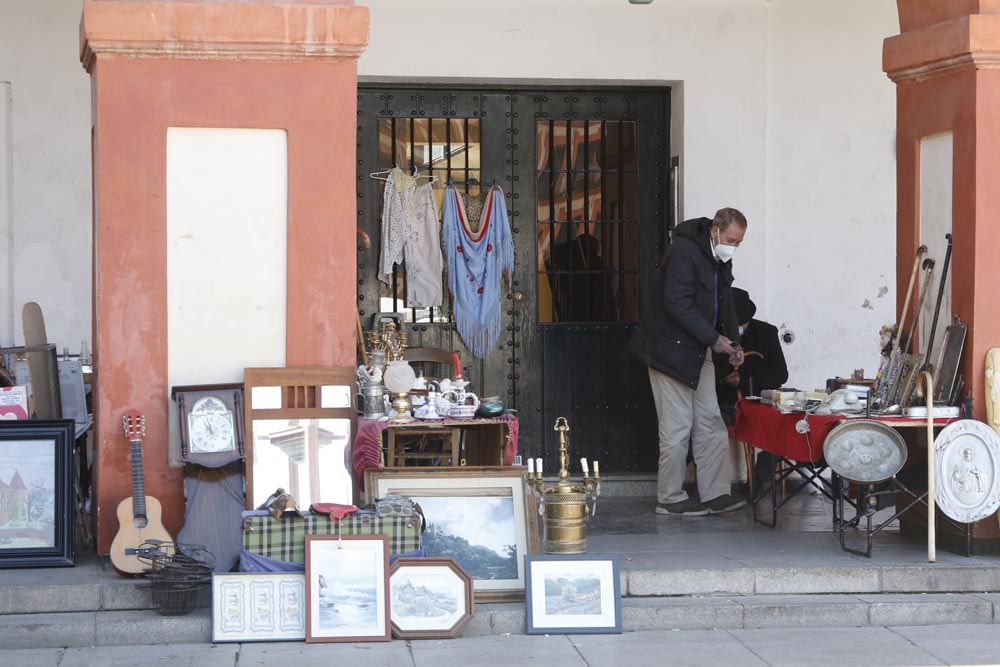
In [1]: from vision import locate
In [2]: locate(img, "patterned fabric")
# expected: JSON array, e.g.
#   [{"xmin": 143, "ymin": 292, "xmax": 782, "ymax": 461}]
[
  {"xmin": 443, "ymin": 184, "xmax": 515, "ymax": 358},
  {"xmin": 241, "ymin": 508, "xmax": 421, "ymax": 563}
]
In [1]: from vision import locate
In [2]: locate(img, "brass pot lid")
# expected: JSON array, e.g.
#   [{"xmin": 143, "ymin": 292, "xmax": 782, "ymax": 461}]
[{"xmin": 823, "ymin": 419, "xmax": 907, "ymax": 483}]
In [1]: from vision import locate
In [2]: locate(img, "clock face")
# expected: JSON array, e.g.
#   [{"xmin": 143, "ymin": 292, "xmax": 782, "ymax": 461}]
[{"xmin": 187, "ymin": 396, "xmax": 236, "ymax": 454}]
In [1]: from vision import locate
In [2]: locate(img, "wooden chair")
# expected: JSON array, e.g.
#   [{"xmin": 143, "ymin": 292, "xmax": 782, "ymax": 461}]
[{"xmin": 403, "ymin": 346, "xmax": 454, "ymax": 382}]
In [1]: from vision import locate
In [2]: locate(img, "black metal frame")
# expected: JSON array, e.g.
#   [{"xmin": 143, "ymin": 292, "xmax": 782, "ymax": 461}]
[
  {"xmin": 834, "ymin": 475, "xmax": 972, "ymax": 558},
  {"xmin": 0, "ymin": 420, "xmax": 75, "ymax": 568},
  {"xmin": 751, "ymin": 455, "xmax": 858, "ymax": 529}
]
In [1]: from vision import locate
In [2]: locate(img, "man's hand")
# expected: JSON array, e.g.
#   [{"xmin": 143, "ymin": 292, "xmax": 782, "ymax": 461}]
[
  {"xmin": 725, "ymin": 370, "xmax": 740, "ymax": 388},
  {"xmin": 711, "ymin": 335, "xmax": 737, "ymax": 356},
  {"xmin": 730, "ymin": 346, "xmax": 745, "ymax": 369}
]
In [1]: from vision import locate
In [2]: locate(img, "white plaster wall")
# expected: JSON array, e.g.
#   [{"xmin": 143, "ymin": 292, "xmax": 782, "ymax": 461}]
[
  {"xmin": 764, "ymin": 0, "xmax": 899, "ymax": 389},
  {"xmin": 0, "ymin": 0, "xmax": 91, "ymax": 352},
  {"xmin": 1, "ymin": 82, "xmax": 12, "ymax": 347},
  {"xmin": 1, "ymin": 0, "xmax": 901, "ymax": 393},
  {"xmin": 360, "ymin": 0, "xmax": 770, "ymax": 308}
]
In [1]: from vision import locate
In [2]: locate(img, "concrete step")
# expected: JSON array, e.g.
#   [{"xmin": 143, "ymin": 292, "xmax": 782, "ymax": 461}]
[
  {"xmin": 465, "ymin": 593, "xmax": 1000, "ymax": 636},
  {"xmin": 0, "ymin": 609, "xmax": 211, "ymax": 650},
  {"xmin": 1, "ymin": 578, "xmax": 211, "ymax": 616},
  {"xmin": 0, "ymin": 593, "xmax": 996, "ymax": 647}
]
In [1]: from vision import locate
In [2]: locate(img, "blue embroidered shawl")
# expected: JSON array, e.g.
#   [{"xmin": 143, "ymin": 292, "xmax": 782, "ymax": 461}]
[{"xmin": 442, "ymin": 185, "xmax": 515, "ymax": 359}]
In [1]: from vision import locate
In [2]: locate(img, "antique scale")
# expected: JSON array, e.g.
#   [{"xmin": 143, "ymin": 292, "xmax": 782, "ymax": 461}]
[{"xmin": 528, "ymin": 417, "xmax": 601, "ymax": 554}]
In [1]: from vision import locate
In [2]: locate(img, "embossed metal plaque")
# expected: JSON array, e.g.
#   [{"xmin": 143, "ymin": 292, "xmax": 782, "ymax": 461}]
[
  {"xmin": 823, "ymin": 419, "xmax": 908, "ymax": 483},
  {"xmin": 934, "ymin": 420, "xmax": 1000, "ymax": 524}
]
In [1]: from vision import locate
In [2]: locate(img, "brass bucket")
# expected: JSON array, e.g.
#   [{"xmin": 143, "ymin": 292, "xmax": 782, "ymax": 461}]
[{"xmin": 542, "ymin": 490, "xmax": 588, "ymax": 554}]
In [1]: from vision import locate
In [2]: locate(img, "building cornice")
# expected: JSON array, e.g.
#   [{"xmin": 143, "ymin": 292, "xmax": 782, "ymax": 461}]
[
  {"xmin": 80, "ymin": 1, "xmax": 370, "ymax": 71},
  {"xmin": 884, "ymin": 13, "xmax": 1000, "ymax": 83}
]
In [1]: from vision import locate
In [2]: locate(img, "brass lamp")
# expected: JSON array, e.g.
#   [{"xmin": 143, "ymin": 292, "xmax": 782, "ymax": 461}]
[
  {"xmin": 383, "ymin": 360, "xmax": 416, "ymax": 424},
  {"xmin": 528, "ymin": 417, "xmax": 601, "ymax": 554}
]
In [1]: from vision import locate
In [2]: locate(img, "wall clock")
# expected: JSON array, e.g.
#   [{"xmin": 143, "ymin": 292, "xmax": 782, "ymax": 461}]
[{"xmin": 171, "ymin": 383, "xmax": 245, "ymax": 467}]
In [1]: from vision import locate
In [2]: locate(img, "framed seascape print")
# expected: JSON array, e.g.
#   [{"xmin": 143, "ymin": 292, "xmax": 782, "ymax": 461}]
[
  {"xmin": 365, "ymin": 467, "xmax": 539, "ymax": 601},
  {"xmin": 0, "ymin": 420, "xmax": 74, "ymax": 568},
  {"xmin": 389, "ymin": 557, "xmax": 474, "ymax": 639},
  {"xmin": 305, "ymin": 535, "xmax": 390, "ymax": 643},
  {"xmin": 212, "ymin": 573, "xmax": 306, "ymax": 642},
  {"xmin": 524, "ymin": 555, "xmax": 622, "ymax": 635}
]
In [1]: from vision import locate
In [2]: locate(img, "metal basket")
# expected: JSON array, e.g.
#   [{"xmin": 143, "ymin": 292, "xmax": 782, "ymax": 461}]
[{"xmin": 135, "ymin": 540, "xmax": 215, "ymax": 616}]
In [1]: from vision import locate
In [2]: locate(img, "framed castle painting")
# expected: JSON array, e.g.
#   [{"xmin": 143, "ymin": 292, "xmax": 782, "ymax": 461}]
[{"xmin": 0, "ymin": 420, "xmax": 74, "ymax": 568}]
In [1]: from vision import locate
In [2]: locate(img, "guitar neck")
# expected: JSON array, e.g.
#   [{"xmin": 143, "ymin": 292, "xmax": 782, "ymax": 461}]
[{"xmin": 129, "ymin": 439, "xmax": 147, "ymax": 517}]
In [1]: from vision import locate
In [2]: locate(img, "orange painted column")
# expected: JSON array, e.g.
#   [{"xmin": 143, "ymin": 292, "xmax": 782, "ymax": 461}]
[
  {"xmin": 884, "ymin": 3, "xmax": 1000, "ymax": 540},
  {"xmin": 80, "ymin": 1, "xmax": 369, "ymax": 553}
]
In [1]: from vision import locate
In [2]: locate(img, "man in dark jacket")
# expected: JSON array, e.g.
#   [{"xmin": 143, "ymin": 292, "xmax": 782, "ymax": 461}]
[
  {"xmin": 630, "ymin": 208, "xmax": 749, "ymax": 516},
  {"xmin": 715, "ymin": 288, "xmax": 788, "ymax": 488}
]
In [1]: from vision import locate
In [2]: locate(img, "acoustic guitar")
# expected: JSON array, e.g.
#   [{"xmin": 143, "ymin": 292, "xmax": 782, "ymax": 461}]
[{"xmin": 109, "ymin": 410, "xmax": 172, "ymax": 576}]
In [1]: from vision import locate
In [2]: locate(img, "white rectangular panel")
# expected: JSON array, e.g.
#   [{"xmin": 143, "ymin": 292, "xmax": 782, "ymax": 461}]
[
  {"xmin": 167, "ymin": 127, "xmax": 288, "ymax": 465},
  {"xmin": 0, "ymin": 82, "xmax": 12, "ymax": 347},
  {"xmin": 918, "ymin": 132, "xmax": 953, "ymax": 351}
]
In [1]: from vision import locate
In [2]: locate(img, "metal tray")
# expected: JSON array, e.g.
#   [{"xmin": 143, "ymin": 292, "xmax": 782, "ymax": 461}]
[{"xmin": 823, "ymin": 419, "xmax": 907, "ymax": 483}]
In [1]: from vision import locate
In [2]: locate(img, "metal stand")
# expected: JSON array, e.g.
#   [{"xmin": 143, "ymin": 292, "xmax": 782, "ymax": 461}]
[
  {"xmin": 751, "ymin": 455, "xmax": 857, "ymax": 528},
  {"xmin": 835, "ymin": 475, "xmax": 972, "ymax": 558}
]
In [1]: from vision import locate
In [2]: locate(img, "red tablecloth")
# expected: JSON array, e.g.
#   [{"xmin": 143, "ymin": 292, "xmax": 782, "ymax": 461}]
[
  {"xmin": 734, "ymin": 399, "xmax": 958, "ymax": 464},
  {"xmin": 348, "ymin": 413, "xmax": 519, "ymax": 476},
  {"xmin": 734, "ymin": 400, "xmax": 843, "ymax": 463}
]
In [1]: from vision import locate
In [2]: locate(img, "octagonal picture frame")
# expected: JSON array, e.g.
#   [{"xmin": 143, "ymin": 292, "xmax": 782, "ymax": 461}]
[{"xmin": 389, "ymin": 557, "xmax": 475, "ymax": 639}]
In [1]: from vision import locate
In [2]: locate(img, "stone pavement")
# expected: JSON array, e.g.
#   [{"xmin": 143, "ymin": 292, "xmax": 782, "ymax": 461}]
[{"xmin": 3, "ymin": 624, "xmax": 1000, "ymax": 666}]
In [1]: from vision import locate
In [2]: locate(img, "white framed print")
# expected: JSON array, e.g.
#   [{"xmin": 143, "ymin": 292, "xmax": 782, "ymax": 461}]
[
  {"xmin": 524, "ymin": 554, "xmax": 622, "ymax": 635},
  {"xmin": 212, "ymin": 573, "xmax": 306, "ymax": 642}
]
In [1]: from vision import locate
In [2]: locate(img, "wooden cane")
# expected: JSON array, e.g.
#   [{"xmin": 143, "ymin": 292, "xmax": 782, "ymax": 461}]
[
  {"xmin": 921, "ymin": 370, "xmax": 935, "ymax": 563},
  {"xmin": 895, "ymin": 245, "xmax": 928, "ymax": 353}
]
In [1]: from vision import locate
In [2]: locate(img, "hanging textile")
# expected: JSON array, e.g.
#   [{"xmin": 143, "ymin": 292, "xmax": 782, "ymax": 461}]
[
  {"xmin": 442, "ymin": 184, "xmax": 515, "ymax": 358},
  {"xmin": 378, "ymin": 168, "xmax": 443, "ymax": 308}
]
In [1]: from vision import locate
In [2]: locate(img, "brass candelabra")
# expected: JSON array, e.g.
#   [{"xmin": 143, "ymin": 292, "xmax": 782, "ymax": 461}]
[
  {"xmin": 365, "ymin": 322, "xmax": 408, "ymax": 362},
  {"xmin": 527, "ymin": 417, "xmax": 601, "ymax": 554}
]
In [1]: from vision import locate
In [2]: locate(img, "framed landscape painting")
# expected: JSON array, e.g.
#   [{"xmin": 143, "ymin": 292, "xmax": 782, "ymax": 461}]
[
  {"xmin": 365, "ymin": 467, "xmax": 539, "ymax": 601},
  {"xmin": 389, "ymin": 557, "xmax": 474, "ymax": 639},
  {"xmin": 0, "ymin": 420, "xmax": 74, "ymax": 568},
  {"xmin": 305, "ymin": 535, "xmax": 390, "ymax": 643},
  {"xmin": 524, "ymin": 555, "xmax": 621, "ymax": 634}
]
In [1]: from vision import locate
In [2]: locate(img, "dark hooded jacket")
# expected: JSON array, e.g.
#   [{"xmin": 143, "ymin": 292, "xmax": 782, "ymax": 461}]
[{"xmin": 629, "ymin": 217, "xmax": 740, "ymax": 389}]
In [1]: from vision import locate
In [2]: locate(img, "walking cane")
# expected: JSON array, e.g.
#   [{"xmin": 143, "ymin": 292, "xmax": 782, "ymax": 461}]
[
  {"xmin": 921, "ymin": 370, "xmax": 935, "ymax": 563},
  {"xmin": 923, "ymin": 235, "xmax": 952, "ymax": 370}
]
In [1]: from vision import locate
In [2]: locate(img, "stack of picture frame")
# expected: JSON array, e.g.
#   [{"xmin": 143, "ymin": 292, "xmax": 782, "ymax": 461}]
[{"xmin": 212, "ymin": 465, "xmax": 622, "ymax": 642}]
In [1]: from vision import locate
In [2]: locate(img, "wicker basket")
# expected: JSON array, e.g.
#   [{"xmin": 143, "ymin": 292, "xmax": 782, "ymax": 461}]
[{"xmin": 136, "ymin": 541, "xmax": 215, "ymax": 617}]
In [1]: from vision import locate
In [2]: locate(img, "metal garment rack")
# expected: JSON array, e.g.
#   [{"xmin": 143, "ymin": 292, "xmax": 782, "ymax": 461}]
[{"xmin": 834, "ymin": 475, "xmax": 972, "ymax": 558}]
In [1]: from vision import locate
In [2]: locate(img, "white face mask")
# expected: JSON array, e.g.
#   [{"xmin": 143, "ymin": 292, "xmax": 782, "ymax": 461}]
[
  {"xmin": 738, "ymin": 325, "xmax": 747, "ymax": 337},
  {"xmin": 711, "ymin": 229, "xmax": 738, "ymax": 262}
]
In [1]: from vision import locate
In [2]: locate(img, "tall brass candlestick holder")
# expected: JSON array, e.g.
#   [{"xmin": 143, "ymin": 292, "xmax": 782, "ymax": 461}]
[{"xmin": 528, "ymin": 417, "xmax": 601, "ymax": 554}]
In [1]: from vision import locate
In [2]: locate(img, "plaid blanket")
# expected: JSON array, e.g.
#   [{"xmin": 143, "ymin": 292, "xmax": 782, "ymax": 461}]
[{"xmin": 241, "ymin": 508, "xmax": 421, "ymax": 563}]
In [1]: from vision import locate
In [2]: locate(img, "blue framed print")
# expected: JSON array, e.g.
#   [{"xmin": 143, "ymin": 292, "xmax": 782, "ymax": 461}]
[
  {"xmin": 524, "ymin": 554, "xmax": 622, "ymax": 634},
  {"xmin": 0, "ymin": 420, "xmax": 75, "ymax": 568}
]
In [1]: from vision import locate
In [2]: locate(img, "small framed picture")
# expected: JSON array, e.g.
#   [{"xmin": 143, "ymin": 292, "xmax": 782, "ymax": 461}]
[
  {"xmin": 389, "ymin": 557, "xmax": 474, "ymax": 639},
  {"xmin": 524, "ymin": 555, "xmax": 622, "ymax": 635},
  {"xmin": 0, "ymin": 420, "xmax": 75, "ymax": 568},
  {"xmin": 305, "ymin": 535, "xmax": 390, "ymax": 643},
  {"xmin": 212, "ymin": 573, "xmax": 306, "ymax": 643}
]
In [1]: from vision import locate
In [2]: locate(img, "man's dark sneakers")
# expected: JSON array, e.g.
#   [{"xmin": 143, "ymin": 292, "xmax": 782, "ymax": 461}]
[
  {"xmin": 702, "ymin": 494, "xmax": 748, "ymax": 514},
  {"xmin": 655, "ymin": 499, "xmax": 710, "ymax": 516}
]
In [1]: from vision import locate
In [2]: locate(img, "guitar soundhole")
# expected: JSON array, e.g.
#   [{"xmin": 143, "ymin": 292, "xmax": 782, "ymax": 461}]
[{"xmin": 132, "ymin": 515, "xmax": 148, "ymax": 529}]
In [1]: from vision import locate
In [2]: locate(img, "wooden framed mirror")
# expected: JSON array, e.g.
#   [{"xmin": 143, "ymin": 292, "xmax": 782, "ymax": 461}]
[{"xmin": 243, "ymin": 367, "xmax": 356, "ymax": 509}]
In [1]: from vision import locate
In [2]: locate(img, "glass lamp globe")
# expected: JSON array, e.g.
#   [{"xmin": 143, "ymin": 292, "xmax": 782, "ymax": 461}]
[{"xmin": 384, "ymin": 360, "xmax": 417, "ymax": 423}]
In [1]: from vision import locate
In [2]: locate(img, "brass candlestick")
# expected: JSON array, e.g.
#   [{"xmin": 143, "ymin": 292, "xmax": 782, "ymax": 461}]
[{"xmin": 528, "ymin": 417, "xmax": 601, "ymax": 554}]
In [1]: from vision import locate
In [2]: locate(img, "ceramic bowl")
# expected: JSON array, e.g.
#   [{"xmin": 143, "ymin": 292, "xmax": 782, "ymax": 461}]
[
  {"xmin": 448, "ymin": 405, "xmax": 477, "ymax": 419},
  {"xmin": 477, "ymin": 397, "xmax": 505, "ymax": 417}
]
